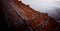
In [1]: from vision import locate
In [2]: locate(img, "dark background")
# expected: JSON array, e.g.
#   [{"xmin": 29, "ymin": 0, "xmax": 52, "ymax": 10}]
[{"xmin": 0, "ymin": 1, "xmax": 11, "ymax": 31}]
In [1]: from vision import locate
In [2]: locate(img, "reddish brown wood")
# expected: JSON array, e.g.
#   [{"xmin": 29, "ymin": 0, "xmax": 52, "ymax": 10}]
[{"xmin": 1, "ymin": 0, "xmax": 59, "ymax": 31}]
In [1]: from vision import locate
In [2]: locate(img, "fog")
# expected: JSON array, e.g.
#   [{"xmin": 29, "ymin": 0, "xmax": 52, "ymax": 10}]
[{"xmin": 19, "ymin": 0, "xmax": 60, "ymax": 23}]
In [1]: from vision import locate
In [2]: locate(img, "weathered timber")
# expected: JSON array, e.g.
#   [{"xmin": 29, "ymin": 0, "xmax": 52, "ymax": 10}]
[{"xmin": 1, "ymin": 0, "xmax": 59, "ymax": 31}]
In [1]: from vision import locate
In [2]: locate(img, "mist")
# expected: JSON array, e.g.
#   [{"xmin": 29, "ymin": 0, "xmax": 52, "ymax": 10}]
[{"xmin": 19, "ymin": 0, "xmax": 60, "ymax": 23}]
